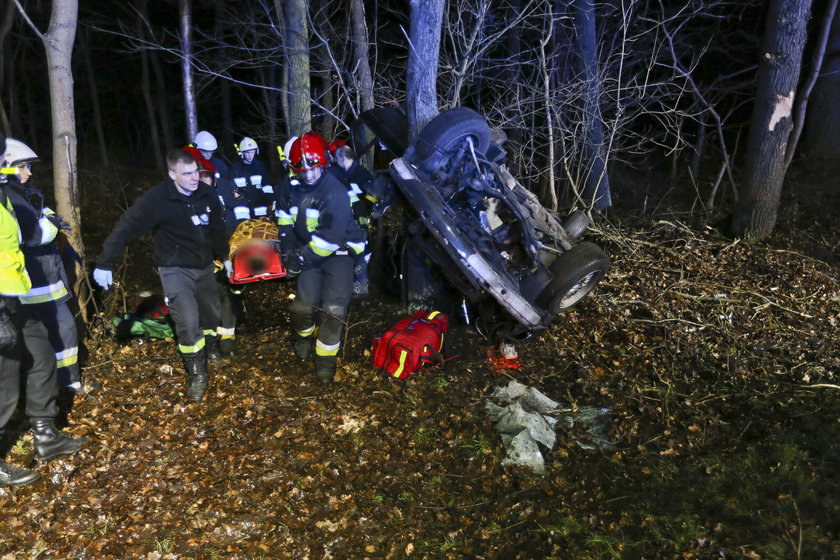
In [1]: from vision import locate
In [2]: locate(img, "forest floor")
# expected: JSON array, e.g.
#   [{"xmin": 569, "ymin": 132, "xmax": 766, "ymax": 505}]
[{"xmin": 0, "ymin": 164, "xmax": 838, "ymax": 559}]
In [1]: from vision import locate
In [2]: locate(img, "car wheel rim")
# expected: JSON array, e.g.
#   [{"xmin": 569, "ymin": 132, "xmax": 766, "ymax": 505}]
[{"xmin": 557, "ymin": 271, "xmax": 600, "ymax": 309}]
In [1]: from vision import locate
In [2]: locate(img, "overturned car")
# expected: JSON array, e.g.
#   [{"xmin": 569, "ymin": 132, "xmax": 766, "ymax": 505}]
[{"xmin": 359, "ymin": 107, "xmax": 610, "ymax": 339}]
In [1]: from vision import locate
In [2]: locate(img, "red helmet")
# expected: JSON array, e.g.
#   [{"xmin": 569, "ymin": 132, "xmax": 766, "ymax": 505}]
[
  {"xmin": 289, "ymin": 132, "xmax": 328, "ymax": 172},
  {"xmin": 182, "ymin": 145, "xmax": 215, "ymax": 177},
  {"xmin": 328, "ymin": 138, "xmax": 347, "ymax": 158}
]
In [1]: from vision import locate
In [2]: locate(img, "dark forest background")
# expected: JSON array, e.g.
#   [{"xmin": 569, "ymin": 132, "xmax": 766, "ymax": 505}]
[{"xmin": 2, "ymin": 0, "xmax": 839, "ymax": 240}]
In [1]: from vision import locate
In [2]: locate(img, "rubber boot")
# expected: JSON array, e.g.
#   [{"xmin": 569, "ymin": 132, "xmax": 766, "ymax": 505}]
[
  {"xmin": 31, "ymin": 418, "xmax": 88, "ymax": 462},
  {"xmin": 205, "ymin": 335, "xmax": 225, "ymax": 365},
  {"xmin": 0, "ymin": 428, "xmax": 40, "ymax": 486},
  {"xmin": 0, "ymin": 460, "xmax": 41, "ymax": 487},
  {"xmin": 218, "ymin": 337, "xmax": 236, "ymax": 357},
  {"xmin": 294, "ymin": 337, "xmax": 313, "ymax": 361},
  {"xmin": 183, "ymin": 349, "xmax": 209, "ymax": 402},
  {"xmin": 314, "ymin": 355, "xmax": 337, "ymax": 385}
]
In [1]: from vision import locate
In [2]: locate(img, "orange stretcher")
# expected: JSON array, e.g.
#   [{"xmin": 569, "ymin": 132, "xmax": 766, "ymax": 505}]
[{"xmin": 227, "ymin": 218, "xmax": 287, "ymax": 284}]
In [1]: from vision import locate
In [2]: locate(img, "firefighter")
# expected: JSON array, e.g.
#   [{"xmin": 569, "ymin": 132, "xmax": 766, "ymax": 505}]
[
  {"xmin": 92, "ymin": 149, "xmax": 229, "ymax": 402},
  {"xmin": 276, "ymin": 132, "xmax": 365, "ymax": 384},
  {"xmin": 2, "ymin": 140, "xmax": 82, "ymax": 393},
  {"xmin": 189, "ymin": 150, "xmax": 239, "ymax": 357},
  {"xmin": 194, "ymin": 130, "xmax": 230, "ymax": 181},
  {"xmin": 1, "ymin": 135, "xmax": 86, "ymax": 487},
  {"xmin": 229, "ymin": 137, "xmax": 274, "ymax": 220},
  {"xmin": 330, "ymin": 143, "xmax": 375, "ymax": 297}
]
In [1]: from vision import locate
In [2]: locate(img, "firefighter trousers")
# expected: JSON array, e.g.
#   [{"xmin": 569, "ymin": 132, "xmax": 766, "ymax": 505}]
[
  {"xmin": 0, "ymin": 298, "xmax": 58, "ymax": 431},
  {"xmin": 27, "ymin": 300, "xmax": 81, "ymax": 388},
  {"xmin": 291, "ymin": 255, "xmax": 354, "ymax": 359},
  {"xmin": 159, "ymin": 265, "xmax": 220, "ymax": 355}
]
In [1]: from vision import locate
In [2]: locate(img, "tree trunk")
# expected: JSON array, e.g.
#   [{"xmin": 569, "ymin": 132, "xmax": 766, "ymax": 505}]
[
  {"xmin": 732, "ymin": 0, "xmax": 812, "ymax": 241},
  {"xmin": 0, "ymin": 1, "xmax": 17, "ymax": 136},
  {"xmin": 80, "ymin": 28, "xmax": 108, "ymax": 168},
  {"xmin": 281, "ymin": 0, "xmax": 312, "ymax": 136},
  {"xmin": 136, "ymin": 0, "xmax": 163, "ymax": 169},
  {"xmin": 802, "ymin": 3, "xmax": 840, "ymax": 159},
  {"xmin": 180, "ymin": 0, "xmax": 198, "ymax": 142},
  {"xmin": 407, "ymin": 0, "xmax": 445, "ymax": 139},
  {"xmin": 151, "ymin": 49, "xmax": 174, "ymax": 152},
  {"xmin": 350, "ymin": 0, "xmax": 375, "ymax": 114},
  {"xmin": 215, "ymin": 3, "xmax": 234, "ymax": 151},
  {"xmin": 20, "ymin": 0, "xmax": 86, "ymax": 317},
  {"xmin": 573, "ymin": 0, "xmax": 612, "ymax": 210}
]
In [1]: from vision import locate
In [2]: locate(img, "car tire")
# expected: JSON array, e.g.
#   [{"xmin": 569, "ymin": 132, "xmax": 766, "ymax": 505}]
[
  {"xmin": 562, "ymin": 210, "xmax": 589, "ymax": 239},
  {"xmin": 412, "ymin": 107, "xmax": 491, "ymax": 175},
  {"xmin": 536, "ymin": 242, "xmax": 610, "ymax": 316}
]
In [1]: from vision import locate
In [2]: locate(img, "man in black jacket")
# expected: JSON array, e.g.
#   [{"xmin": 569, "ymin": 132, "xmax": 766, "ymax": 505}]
[{"xmin": 93, "ymin": 149, "xmax": 229, "ymax": 402}]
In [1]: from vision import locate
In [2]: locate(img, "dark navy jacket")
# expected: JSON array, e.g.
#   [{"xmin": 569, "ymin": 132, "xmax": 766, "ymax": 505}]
[
  {"xmin": 275, "ymin": 170, "xmax": 365, "ymax": 268},
  {"xmin": 229, "ymin": 159, "xmax": 274, "ymax": 219}
]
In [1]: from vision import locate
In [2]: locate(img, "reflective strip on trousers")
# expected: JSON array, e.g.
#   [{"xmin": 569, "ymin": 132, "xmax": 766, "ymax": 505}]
[
  {"xmin": 56, "ymin": 346, "xmax": 79, "ymax": 369},
  {"xmin": 295, "ymin": 324, "xmax": 316, "ymax": 338},
  {"xmin": 315, "ymin": 338, "xmax": 340, "ymax": 357},
  {"xmin": 19, "ymin": 280, "xmax": 69, "ymax": 304},
  {"xmin": 178, "ymin": 337, "xmax": 206, "ymax": 354}
]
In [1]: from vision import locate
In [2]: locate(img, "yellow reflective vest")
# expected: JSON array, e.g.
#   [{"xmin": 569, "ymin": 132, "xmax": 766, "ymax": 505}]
[{"xmin": 0, "ymin": 193, "xmax": 32, "ymax": 296}]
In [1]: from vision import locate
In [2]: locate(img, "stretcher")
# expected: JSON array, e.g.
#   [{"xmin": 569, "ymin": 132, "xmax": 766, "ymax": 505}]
[{"xmin": 227, "ymin": 218, "xmax": 287, "ymax": 284}]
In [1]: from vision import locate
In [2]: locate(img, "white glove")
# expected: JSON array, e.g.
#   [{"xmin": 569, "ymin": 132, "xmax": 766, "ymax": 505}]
[
  {"xmin": 224, "ymin": 260, "xmax": 233, "ymax": 277},
  {"xmin": 93, "ymin": 268, "xmax": 113, "ymax": 290}
]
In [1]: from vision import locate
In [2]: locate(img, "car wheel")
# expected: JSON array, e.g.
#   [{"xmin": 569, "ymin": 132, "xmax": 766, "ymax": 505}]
[
  {"xmin": 412, "ymin": 107, "xmax": 491, "ymax": 174},
  {"xmin": 536, "ymin": 242, "xmax": 610, "ymax": 315}
]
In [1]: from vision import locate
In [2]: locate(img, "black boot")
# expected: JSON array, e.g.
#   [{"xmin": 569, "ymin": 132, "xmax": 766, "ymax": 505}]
[
  {"xmin": 314, "ymin": 355, "xmax": 337, "ymax": 385},
  {"xmin": 183, "ymin": 349, "xmax": 209, "ymax": 402},
  {"xmin": 218, "ymin": 337, "xmax": 236, "ymax": 357},
  {"xmin": 294, "ymin": 337, "xmax": 313, "ymax": 361},
  {"xmin": 205, "ymin": 335, "xmax": 225, "ymax": 365},
  {"xmin": 31, "ymin": 418, "xmax": 87, "ymax": 462},
  {"xmin": 0, "ymin": 428, "xmax": 40, "ymax": 486},
  {"xmin": 0, "ymin": 460, "xmax": 41, "ymax": 487}
]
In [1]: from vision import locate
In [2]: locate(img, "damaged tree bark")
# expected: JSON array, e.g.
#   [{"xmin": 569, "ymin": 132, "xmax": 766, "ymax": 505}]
[{"xmin": 732, "ymin": 0, "xmax": 812, "ymax": 241}]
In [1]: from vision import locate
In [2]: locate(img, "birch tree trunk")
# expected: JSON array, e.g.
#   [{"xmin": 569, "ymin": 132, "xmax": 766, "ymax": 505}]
[
  {"xmin": 45, "ymin": 0, "xmax": 80, "ymax": 236},
  {"xmin": 180, "ymin": 0, "xmax": 198, "ymax": 142},
  {"xmin": 407, "ymin": 0, "xmax": 445, "ymax": 139},
  {"xmin": 12, "ymin": 0, "xmax": 86, "ymax": 313},
  {"xmin": 350, "ymin": 0, "xmax": 375, "ymax": 114},
  {"xmin": 732, "ymin": 0, "xmax": 812, "ymax": 241},
  {"xmin": 280, "ymin": 0, "xmax": 312, "ymax": 136}
]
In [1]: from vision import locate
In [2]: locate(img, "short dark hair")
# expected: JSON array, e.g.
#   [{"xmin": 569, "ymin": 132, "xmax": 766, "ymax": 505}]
[
  {"xmin": 335, "ymin": 144, "xmax": 356, "ymax": 161},
  {"xmin": 167, "ymin": 148, "xmax": 195, "ymax": 171}
]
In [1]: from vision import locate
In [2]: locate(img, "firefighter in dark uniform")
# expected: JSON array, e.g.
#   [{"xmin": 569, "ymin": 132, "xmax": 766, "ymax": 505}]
[
  {"xmin": 194, "ymin": 130, "xmax": 230, "ymax": 181},
  {"xmin": 276, "ymin": 132, "xmax": 365, "ymax": 384},
  {"xmin": 93, "ymin": 149, "xmax": 228, "ymax": 402},
  {"xmin": 330, "ymin": 143, "xmax": 375, "ymax": 297},
  {"xmin": 229, "ymin": 137, "xmax": 274, "ymax": 220},
  {"xmin": 3, "ymin": 139, "xmax": 82, "ymax": 392},
  {"xmin": 187, "ymin": 149, "xmax": 239, "ymax": 357},
  {"xmin": 0, "ymin": 135, "xmax": 86, "ymax": 487}
]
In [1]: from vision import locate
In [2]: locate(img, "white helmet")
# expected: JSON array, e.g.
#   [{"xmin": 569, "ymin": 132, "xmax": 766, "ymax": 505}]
[
  {"xmin": 283, "ymin": 136, "xmax": 298, "ymax": 159},
  {"xmin": 238, "ymin": 137, "xmax": 259, "ymax": 156},
  {"xmin": 194, "ymin": 130, "xmax": 218, "ymax": 151},
  {"xmin": 2, "ymin": 138, "xmax": 38, "ymax": 167}
]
